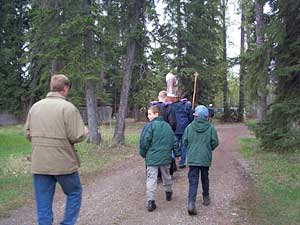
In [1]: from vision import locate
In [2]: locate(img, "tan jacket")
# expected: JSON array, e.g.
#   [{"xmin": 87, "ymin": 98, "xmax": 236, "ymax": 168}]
[{"xmin": 25, "ymin": 92, "xmax": 86, "ymax": 175}]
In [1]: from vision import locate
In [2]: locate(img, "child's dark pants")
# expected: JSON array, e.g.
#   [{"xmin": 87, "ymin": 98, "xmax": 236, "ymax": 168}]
[{"xmin": 188, "ymin": 166, "xmax": 209, "ymax": 204}]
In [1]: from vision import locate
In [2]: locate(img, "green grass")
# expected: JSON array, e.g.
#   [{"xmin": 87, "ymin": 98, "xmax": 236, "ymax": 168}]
[
  {"xmin": 0, "ymin": 121, "xmax": 144, "ymax": 218},
  {"xmin": 0, "ymin": 125, "xmax": 31, "ymax": 157},
  {"xmin": 244, "ymin": 119, "xmax": 258, "ymax": 133},
  {"xmin": 0, "ymin": 125, "xmax": 33, "ymax": 217},
  {"xmin": 239, "ymin": 138, "xmax": 300, "ymax": 225},
  {"xmin": 0, "ymin": 175, "xmax": 33, "ymax": 217}
]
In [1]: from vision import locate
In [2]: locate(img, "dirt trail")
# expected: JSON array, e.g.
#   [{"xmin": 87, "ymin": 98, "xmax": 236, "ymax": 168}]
[{"xmin": 1, "ymin": 123, "xmax": 252, "ymax": 225}]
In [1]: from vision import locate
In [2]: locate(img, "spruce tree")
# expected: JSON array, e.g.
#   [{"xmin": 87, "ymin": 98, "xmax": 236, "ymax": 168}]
[
  {"xmin": 0, "ymin": 0, "xmax": 29, "ymax": 113},
  {"xmin": 114, "ymin": 0, "xmax": 146, "ymax": 144},
  {"xmin": 256, "ymin": 0, "xmax": 300, "ymax": 152}
]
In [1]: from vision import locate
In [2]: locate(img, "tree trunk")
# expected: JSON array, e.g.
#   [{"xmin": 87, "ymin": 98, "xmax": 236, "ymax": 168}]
[
  {"xmin": 114, "ymin": 0, "xmax": 144, "ymax": 144},
  {"xmin": 114, "ymin": 40, "xmax": 136, "ymax": 144},
  {"xmin": 99, "ymin": 70, "xmax": 105, "ymax": 93},
  {"xmin": 49, "ymin": 1, "xmax": 63, "ymax": 77},
  {"xmin": 51, "ymin": 61, "xmax": 58, "ymax": 76},
  {"xmin": 27, "ymin": 60, "xmax": 41, "ymax": 111},
  {"xmin": 132, "ymin": 103, "xmax": 139, "ymax": 121},
  {"xmin": 85, "ymin": 79, "xmax": 101, "ymax": 144},
  {"xmin": 221, "ymin": 0, "xmax": 230, "ymax": 121},
  {"xmin": 51, "ymin": 60, "xmax": 63, "ymax": 76},
  {"xmin": 176, "ymin": 0, "xmax": 183, "ymax": 72},
  {"xmin": 83, "ymin": 0, "xmax": 101, "ymax": 144},
  {"xmin": 255, "ymin": 0, "xmax": 267, "ymax": 121},
  {"xmin": 238, "ymin": 0, "xmax": 245, "ymax": 122}
]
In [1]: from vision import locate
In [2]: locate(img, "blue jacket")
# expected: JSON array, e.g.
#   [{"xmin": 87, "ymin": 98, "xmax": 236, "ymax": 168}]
[
  {"xmin": 171, "ymin": 98, "xmax": 194, "ymax": 134},
  {"xmin": 148, "ymin": 101, "xmax": 176, "ymax": 130},
  {"xmin": 208, "ymin": 106, "xmax": 215, "ymax": 118}
]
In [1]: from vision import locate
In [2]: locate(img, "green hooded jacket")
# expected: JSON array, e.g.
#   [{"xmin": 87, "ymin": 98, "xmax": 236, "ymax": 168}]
[
  {"xmin": 183, "ymin": 118, "xmax": 219, "ymax": 167},
  {"xmin": 139, "ymin": 116, "xmax": 179, "ymax": 166}
]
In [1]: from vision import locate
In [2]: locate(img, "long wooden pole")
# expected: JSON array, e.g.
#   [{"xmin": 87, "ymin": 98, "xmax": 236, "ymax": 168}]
[{"xmin": 192, "ymin": 72, "xmax": 199, "ymax": 110}]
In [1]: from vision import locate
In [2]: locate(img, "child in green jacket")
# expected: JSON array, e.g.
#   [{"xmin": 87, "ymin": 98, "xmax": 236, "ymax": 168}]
[
  {"xmin": 183, "ymin": 105, "xmax": 219, "ymax": 215},
  {"xmin": 139, "ymin": 105, "xmax": 180, "ymax": 212}
]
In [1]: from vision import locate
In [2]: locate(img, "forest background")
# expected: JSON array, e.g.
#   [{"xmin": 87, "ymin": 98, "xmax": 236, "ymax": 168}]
[{"xmin": 0, "ymin": 0, "xmax": 299, "ymax": 151}]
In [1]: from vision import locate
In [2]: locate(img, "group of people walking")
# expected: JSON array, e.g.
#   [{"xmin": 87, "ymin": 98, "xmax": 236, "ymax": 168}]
[
  {"xmin": 24, "ymin": 74, "xmax": 219, "ymax": 224},
  {"xmin": 140, "ymin": 90, "xmax": 219, "ymax": 215}
]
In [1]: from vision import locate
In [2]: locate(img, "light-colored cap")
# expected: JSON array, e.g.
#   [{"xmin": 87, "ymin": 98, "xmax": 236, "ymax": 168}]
[{"xmin": 193, "ymin": 105, "xmax": 209, "ymax": 118}]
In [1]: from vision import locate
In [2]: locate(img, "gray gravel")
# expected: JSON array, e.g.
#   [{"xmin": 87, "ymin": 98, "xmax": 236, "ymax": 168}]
[{"xmin": 0, "ymin": 123, "xmax": 252, "ymax": 225}]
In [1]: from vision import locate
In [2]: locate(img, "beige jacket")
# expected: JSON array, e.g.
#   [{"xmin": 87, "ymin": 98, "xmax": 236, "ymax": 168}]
[{"xmin": 25, "ymin": 92, "xmax": 86, "ymax": 175}]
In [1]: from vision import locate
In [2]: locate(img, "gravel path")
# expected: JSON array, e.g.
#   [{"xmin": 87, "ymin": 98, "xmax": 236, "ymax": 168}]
[{"xmin": 1, "ymin": 123, "xmax": 252, "ymax": 225}]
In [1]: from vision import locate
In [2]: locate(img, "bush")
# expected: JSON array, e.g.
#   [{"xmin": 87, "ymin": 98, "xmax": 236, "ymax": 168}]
[
  {"xmin": 255, "ymin": 100, "xmax": 300, "ymax": 152},
  {"xmin": 245, "ymin": 119, "xmax": 258, "ymax": 133}
]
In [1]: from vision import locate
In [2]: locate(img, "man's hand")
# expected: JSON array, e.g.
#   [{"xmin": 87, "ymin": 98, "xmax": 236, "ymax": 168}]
[{"xmin": 84, "ymin": 126, "xmax": 89, "ymax": 135}]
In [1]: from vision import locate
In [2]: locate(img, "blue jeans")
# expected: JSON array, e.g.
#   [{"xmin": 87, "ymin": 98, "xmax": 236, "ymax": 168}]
[
  {"xmin": 188, "ymin": 166, "xmax": 209, "ymax": 204},
  {"xmin": 176, "ymin": 134, "xmax": 186, "ymax": 167},
  {"xmin": 33, "ymin": 172, "xmax": 82, "ymax": 225}
]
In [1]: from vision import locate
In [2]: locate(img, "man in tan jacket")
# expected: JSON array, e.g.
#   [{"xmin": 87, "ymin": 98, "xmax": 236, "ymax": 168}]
[{"xmin": 25, "ymin": 74, "xmax": 88, "ymax": 225}]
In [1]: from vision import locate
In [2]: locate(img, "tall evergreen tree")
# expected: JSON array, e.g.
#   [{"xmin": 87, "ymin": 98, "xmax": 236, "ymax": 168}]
[
  {"xmin": 256, "ymin": 0, "xmax": 300, "ymax": 152},
  {"xmin": 255, "ymin": 0, "xmax": 268, "ymax": 121},
  {"xmin": 96, "ymin": 0, "xmax": 123, "ymax": 108},
  {"xmin": 161, "ymin": 0, "xmax": 223, "ymax": 105},
  {"xmin": 0, "ymin": 0, "xmax": 29, "ymax": 113},
  {"xmin": 82, "ymin": 0, "xmax": 101, "ymax": 144},
  {"xmin": 26, "ymin": 0, "xmax": 72, "ymax": 106},
  {"xmin": 221, "ymin": 0, "xmax": 230, "ymax": 120},
  {"xmin": 238, "ymin": 0, "xmax": 246, "ymax": 122},
  {"xmin": 26, "ymin": 0, "xmax": 102, "ymax": 143},
  {"xmin": 114, "ymin": 0, "xmax": 146, "ymax": 144}
]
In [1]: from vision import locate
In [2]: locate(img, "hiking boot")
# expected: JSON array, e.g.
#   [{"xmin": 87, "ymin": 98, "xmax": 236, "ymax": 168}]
[
  {"xmin": 187, "ymin": 202, "xmax": 197, "ymax": 215},
  {"xmin": 166, "ymin": 191, "xmax": 173, "ymax": 201},
  {"xmin": 147, "ymin": 200, "xmax": 157, "ymax": 212},
  {"xmin": 203, "ymin": 196, "xmax": 210, "ymax": 206},
  {"xmin": 157, "ymin": 176, "xmax": 162, "ymax": 183}
]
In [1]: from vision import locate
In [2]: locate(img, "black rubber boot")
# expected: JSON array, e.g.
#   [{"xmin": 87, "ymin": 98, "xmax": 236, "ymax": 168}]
[
  {"xmin": 166, "ymin": 191, "xmax": 173, "ymax": 201},
  {"xmin": 203, "ymin": 195, "xmax": 210, "ymax": 206},
  {"xmin": 147, "ymin": 200, "xmax": 157, "ymax": 212},
  {"xmin": 187, "ymin": 202, "xmax": 197, "ymax": 215}
]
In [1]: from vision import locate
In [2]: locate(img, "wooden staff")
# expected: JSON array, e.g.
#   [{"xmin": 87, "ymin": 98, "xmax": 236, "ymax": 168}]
[{"xmin": 192, "ymin": 72, "xmax": 199, "ymax": 110}]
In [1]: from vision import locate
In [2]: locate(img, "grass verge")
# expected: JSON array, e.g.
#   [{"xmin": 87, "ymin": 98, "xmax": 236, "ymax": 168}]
[
  {"xmin": 0, "ymin": 122, "xmax": 144, "ymax": 218},
  {"xmin": 238, "ymin": 137, "xmax": 300, "ymax": 225}
]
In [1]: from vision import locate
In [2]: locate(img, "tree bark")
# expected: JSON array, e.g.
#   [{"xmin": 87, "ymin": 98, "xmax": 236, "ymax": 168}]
[
  {"xmin": 85, "ymin": 79, "xmax": 101, "ymax": 144},
  {"xmin": 132, "ymin": 103, "xmax": 139, "ymax": 121},
  {"xmin": 27, "ymin": 59, "xmax": 41, "ymax": 111},
  {"xmin": 255, "ymin": 0, "xmax": 267, "ymax": 121},
  {"xmin": 238, "ymin": 0, "xmax": 245, "ymax": 122},
  {"xmin": 49, "ymin": 1, "xmax": 63, "ymax": 77},
  {"xmin": 83, "ymin": 0, "xmax": 101, "ymax": 144},
  {"xmin": 221, "ymin": 0, "xmax": 230, "ymax": 121},
  {"xmin": 50, "ymin": 60, "xmax": 63, "ymax": 76},
  {"xmin": 114, "ymin": 0, "xmax": 144, "ymax": 144},
  {"xmin": 176, "ymin": 0, "xmax": 183, "ymax": 72}
]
